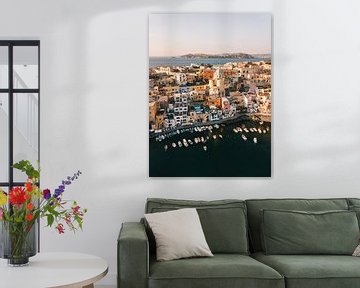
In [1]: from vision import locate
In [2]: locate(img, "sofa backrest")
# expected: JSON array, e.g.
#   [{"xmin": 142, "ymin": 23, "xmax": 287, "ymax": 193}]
[
  {"xmin": 145, "ymin": 198, "xmax": 249, "ymax": 255},
  {"xmin": 245, "ymin": 198, "xmax": 350, "ymax": 252}
]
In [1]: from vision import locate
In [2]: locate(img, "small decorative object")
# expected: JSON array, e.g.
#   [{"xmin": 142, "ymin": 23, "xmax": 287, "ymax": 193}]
[{"xmin": 0, "ymin": 160, "xmax": 87, "ymax": 266}]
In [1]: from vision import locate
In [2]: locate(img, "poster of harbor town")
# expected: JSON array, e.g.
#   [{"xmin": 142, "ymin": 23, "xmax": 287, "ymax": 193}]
[{"xmin": 149, "ymin": 13, "xmax": 272, "ymax": 177}]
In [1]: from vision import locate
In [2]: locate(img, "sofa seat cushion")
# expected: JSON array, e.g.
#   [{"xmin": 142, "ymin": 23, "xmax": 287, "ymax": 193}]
[
  {"xmin": 252, "ymin": 252, "xmax": 360, "ymax": 288},
  {"xmin": 149, "ymin": 254, "xmax": 284, "ymax": 288}
]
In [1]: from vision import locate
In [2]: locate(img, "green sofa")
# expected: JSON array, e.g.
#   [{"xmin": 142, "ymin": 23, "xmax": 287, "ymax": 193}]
[{"xmin": 118, "ymin": 198, "xmax": 360, "ymax": 288}]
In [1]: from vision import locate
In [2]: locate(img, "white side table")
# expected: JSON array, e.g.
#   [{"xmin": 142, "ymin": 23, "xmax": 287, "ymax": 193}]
[{"xmin": 0, "ymin": 252, "xmax": 108, "ymax": 288}]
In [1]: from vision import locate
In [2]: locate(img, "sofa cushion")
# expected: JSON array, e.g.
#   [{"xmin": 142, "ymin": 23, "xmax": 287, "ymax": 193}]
[
  {"xmin": 145, "ymin": 208, "xmax": 213, "ymax": 261},
  {"xmin": 347, "ymin": 198, "xmax": 360, "ymax": 207},
  {"xmin": 348, "ymin": 205, "xmax": 360, "ymax": 228},
  {"xmin": 261, "ymin": 209, "xmax": 359, "ymax": 255},
  {"xmin": 246, "ymin": 198, "xmax": 349, "ymax": 252},
  {"xmin": 146, "ymin": 198, "xmax": 249, "ymax": 254},
  {"xmin": 252, "ymin": 252, "xmax": 360, "ymax": 288},
  {"xmin": 149, "ymin": 254, "xmax": 284, "ymax": 288}
]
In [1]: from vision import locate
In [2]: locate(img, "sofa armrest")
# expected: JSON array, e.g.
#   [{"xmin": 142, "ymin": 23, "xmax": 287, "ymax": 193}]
[{"xmin": 118, "ymin": 222, "xmax": 149, "ymax": 288}]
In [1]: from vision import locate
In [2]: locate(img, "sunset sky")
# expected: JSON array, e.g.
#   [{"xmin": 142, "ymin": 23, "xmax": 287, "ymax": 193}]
[{"xmin": 149, "ymin": 13, "xmax": 271, "ymax": 57}]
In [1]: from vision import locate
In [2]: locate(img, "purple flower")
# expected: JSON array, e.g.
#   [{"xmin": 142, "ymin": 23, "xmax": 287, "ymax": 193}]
[
  {"xmin": 54, "ymin": 170, "xmax": 82, "ymax": 199},
  {"xmin": 54, "ymin": 189, "xmax": 63, "ymax": 198},
  {"xmin": 43, "ymin": 189, "xmax": 51, "ymax": 200}
]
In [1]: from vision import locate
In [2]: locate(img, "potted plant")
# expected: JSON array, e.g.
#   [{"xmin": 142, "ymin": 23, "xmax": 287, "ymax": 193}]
[{"xmin": 0, "ymin": 160, "xmax": 87, "ymax": 266}]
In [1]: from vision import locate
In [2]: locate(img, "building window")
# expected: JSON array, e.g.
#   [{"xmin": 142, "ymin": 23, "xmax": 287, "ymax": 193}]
[{"xmin": 0, "ymin": 40, "xmax": 40, "ymax": 191}]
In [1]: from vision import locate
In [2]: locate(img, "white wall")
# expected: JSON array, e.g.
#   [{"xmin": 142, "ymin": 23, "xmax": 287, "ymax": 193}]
[{"xmin": 1, "ymin": 0, "xmax": 360, "ymax": 285}]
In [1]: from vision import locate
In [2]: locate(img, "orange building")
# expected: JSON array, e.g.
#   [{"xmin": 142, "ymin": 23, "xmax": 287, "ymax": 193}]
[{"xmin": 201, "ymin": 69, "xmax": 215, "ymax": 80}]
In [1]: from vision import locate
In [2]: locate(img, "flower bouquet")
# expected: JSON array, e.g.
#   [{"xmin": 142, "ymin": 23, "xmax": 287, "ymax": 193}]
[{"xmin": 0, "ymin": 160, "xmax": 87, "ymax": 266}]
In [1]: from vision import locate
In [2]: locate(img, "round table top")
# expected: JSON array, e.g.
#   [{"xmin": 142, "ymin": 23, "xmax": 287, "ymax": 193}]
[{"xmin": 0, "ymin": 252, "xmax": 108, "ymax": 288}]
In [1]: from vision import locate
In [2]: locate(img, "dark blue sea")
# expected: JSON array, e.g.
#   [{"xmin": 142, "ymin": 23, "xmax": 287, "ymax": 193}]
[
  {"xmin": 149, "ymin": 120, "xmax": 271, "ymax": 177},
  {"xmin": 149, "ymin": 57, "xmax": 268, "ymax": 68}
]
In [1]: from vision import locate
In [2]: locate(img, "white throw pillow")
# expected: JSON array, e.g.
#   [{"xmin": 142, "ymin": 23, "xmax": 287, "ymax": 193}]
[
  {"xmin": 145, "ymin": 208, "xmax": 213, "ymax": 261},
  {"xmin": 353, "ymin": 244, "xmax": 360, "ymax": 256}
]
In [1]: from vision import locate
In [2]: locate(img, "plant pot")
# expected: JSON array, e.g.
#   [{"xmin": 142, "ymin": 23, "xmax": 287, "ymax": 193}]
[{"xmin": 0, "ymin": 220, "xmax": 37, "ymax": 266}]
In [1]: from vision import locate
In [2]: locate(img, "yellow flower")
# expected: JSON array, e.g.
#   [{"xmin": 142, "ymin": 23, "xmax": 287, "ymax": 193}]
[{"xmin": 0, "ymin": 190, "xmax": 7, "ymax": 206}]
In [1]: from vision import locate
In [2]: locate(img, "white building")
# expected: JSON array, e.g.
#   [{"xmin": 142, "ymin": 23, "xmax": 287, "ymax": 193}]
[{"xmin": 175, "ymin": 73, "xmax": 187, "ymax": 85}]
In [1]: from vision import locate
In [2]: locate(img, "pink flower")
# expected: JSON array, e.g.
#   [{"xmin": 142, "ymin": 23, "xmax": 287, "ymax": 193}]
[
  {"xmin": 56, "ymin": 223, "xmax": 65, "ymax": 234},
  {"xmin": 72, "ymin": 205, "xmax": 81, "ymax": 215},
  {"xmin": 0, "ymin": 208, "xmax": 3, "ymax": 220}
]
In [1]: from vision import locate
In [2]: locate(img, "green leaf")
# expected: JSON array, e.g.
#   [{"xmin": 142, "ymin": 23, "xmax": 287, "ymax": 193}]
[
  {"xmin": 47, "ymin": 214, "xmax": 54, "ymax": 227},
  {"xmin": 12, "ymin": 160, "xmax": 40, "ymax": 180}
]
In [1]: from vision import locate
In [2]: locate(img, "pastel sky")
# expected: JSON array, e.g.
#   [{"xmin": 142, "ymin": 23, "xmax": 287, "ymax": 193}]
[{"xmin": 149, "ymin": 13, "xmax": 271, "ymax": 57}]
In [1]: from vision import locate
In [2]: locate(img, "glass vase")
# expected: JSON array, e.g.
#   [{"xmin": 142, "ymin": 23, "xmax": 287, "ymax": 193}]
[{"xmin": 0, "ymin": 220, "xmax": 37, "ymax": 266}]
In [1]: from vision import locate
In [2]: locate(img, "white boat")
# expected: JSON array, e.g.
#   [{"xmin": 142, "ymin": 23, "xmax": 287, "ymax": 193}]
[
  {"xmin": 258, "ymin": 129, "xmax": 262, "ymax": 134},
  {"xmin": 260, "ymin": 121, "xmax": 264, "ymax": 125},
  {"xmin": 183, "ymin": 139, "xmax": 187, "ymax": 145},
  {"xmin": 266, "ymin": 127, "xmax": 270, "ymax": 131},
  {"xmin": 194, "ymin": 138, "xmax": 198, "ymax": 144},
  {"xmin": 201, "ymin": 137, "xmax": 205, "ymax": 142},
  {"xmin": 176, "ymin": 130, "xmax": 180, "ymax": 134},
  {"xmin": 188, "ymin": 139, "xmax": 193, "ymax": 145},
  {"xmin": 263, "ymin": 130, "xmax": 266, "ymax": 134},
  {"xmin": 219, "ymin": 135, "xmax": 223, "ymax": 139},
  {"xmin": 213, "ymin": 135, "xmax": 217, "ymax": 140},
  {"xmin": 203, "ymin": 146, "xmax": 207, "ymax": 151},
  {"xmin": 172, "ymin": 142, "xmax": 176, "ymax": 148},
  {"xmin": 253, "ymin": 128, "xmax": 258, "ymax": 132},
  {"xmin": 178, "ymin": 141, "xmax": 182, "ymax": 147},
  {"xmin": 214, "ymin": 124, "xmax": 219, "ymax": 129},
  {"xmin": 242, "ymin": 134, "xmax": 247, "ymax": 141},
  {"xmin": 244, "ymin": 128, "xmax": 249, "ymax": 133},
  {"xmin": 184, "ymin": 142, "xmax": 189, "ymax": 147},
  {"xmin": 233, "ymin": 128, "xmax": 238, "ymax": 133},
  {"xmin": 164, "ymin": 145, "xmax": 168, "ymax": 151},
  {"xmin": 253, "ymin": 137, "xmax": 257, "ymax": 144}
]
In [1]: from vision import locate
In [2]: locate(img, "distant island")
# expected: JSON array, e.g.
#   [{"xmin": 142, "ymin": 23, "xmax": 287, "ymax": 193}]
[{"xmin": 180, "ymin": 52, "xmax": 256, "ymax": 59}]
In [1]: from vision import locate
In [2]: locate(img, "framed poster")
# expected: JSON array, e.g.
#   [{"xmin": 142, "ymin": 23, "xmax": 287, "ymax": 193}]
[{"xmin": 149, "ymin": 13, "xmax": 271, "ymax": 177}]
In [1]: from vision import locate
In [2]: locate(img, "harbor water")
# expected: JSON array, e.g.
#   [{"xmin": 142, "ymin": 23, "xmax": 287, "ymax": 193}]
[{"xmin": 149, "ymin": 120, "xmax": 271, "ymax": 177}]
